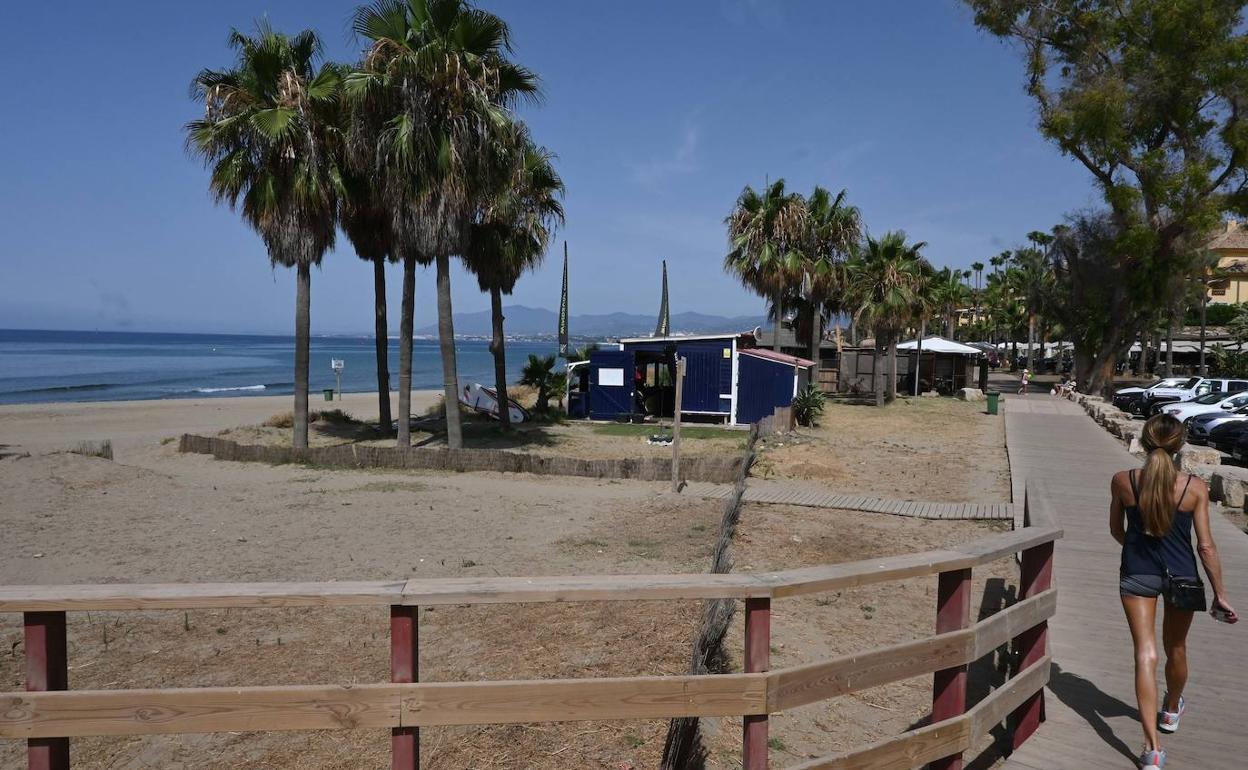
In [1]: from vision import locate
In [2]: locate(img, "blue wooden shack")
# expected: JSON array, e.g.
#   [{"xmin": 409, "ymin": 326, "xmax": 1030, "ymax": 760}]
[{"xmin": 586, "ymin": 333, "xmax": 812, "ymax": 425}]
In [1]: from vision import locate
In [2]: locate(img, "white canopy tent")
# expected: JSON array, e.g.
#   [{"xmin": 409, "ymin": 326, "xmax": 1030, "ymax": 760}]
[{"xmin": 897, "ymin": 336, "xmax": 982, "ymax": 355}]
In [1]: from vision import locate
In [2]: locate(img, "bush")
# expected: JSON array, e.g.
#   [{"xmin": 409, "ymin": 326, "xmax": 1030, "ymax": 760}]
[
  {"xmin": 261, "ymin": 410, "xmax": 356, "ymax": 429},
  {"xmin": 792, "ymin": 384, "xmax": 826, "ymax": 427},
  {"xmin": 1185, "ymin": 302, "xmax": 1241, "ymax": 327}
]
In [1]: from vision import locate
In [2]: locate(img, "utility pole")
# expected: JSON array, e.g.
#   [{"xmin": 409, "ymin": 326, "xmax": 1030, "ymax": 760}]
[{"xmin": 671, "ymin": 357, "xmax": 686, "ymax": 493}]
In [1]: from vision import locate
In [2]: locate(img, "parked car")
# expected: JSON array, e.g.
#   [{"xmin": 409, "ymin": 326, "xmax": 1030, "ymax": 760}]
[
  {"xmin": 1112, "ymin": 377, "xmax": 1197, "ymax": 416},
  {"xmin": 1186, "ymin": 406, "xmax": 1248, "ymax": 445},
  {"xmin": 1210, "ymin": 419, "xmax": 1248, "ymax": 454},
  {"xmin": 1161, "ymin": 391, "xmax": 1248, "ymax": 422},
  {"xmin": 1143, "ymin": 377, "xmax": 1248, "ymax": 416}
]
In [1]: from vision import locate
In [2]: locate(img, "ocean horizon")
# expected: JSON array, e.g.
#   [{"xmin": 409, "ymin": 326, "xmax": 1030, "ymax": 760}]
[{"xmin": 0, "ymin": 328, "xmax": 559, "ymax": 406}]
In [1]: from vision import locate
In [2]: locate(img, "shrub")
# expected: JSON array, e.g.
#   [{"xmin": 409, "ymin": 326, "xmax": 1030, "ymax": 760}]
[{"xmin": 792, "ymin": 384, "xmax": 825, "ymax": 427}]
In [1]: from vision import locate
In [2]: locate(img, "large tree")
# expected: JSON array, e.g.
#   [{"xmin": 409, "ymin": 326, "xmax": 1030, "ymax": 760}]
[
  {"xmin": 967, "ymin": 0, "xmax": 1248, "ymax": 393},
  {"xmin": 800, "ymin": 187, "xmax": 862, "ymax": 368},
  {"xmin": 725, "ymin": 180, "xmax": 808, "ymax": 351},
  {"xmin": 844, "ymin": 232, "xmax": 926, "ymax": 405},
  {"xmin": 188, "ymin": 24, "xmax": 342, "ymax": 448},
  {"xmin": 463, "ymin": 127, "xmax": 565, "ymax": 430},
  {"xmin": 349, "ymin": 0, "xmax": 538, "ymax": 447}
]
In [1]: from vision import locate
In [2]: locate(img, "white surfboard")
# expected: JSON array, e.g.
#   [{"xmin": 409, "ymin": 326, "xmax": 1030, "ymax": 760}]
[{"xmin": 459, "ymin": 382, "xmax": 530, "ymax": 424}]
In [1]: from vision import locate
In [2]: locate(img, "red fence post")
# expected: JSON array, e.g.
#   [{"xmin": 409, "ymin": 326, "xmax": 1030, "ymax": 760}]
[
  {"xmin": 391, "ymin": 605, "xmax": 418, "ymax": 770},
  {"xmin": 742, "ymin": 597, "xmax": 770, "ymax": 770},
  {"xmin": 931, "ymin": 568, "xmax": 972, "ymax": 770},
  {"xmin": 25, "ymin": 611, "xmax": 69, "ymax": 770},
  {"xmin": 1011, "ymin": 541, "xmax": 1054, "ymax": 749}
]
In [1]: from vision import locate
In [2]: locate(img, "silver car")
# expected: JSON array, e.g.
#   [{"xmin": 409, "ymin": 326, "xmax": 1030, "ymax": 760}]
[{"xmin": 1186, "ymin": 406, "xmax": 1248, "ymax": 445}]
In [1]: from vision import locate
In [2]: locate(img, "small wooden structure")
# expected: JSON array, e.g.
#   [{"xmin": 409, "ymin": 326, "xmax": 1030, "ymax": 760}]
[
  {"xmin": 839, "ymin": 337, "xmax": 981, "ymax": 396},
  {"xmin": 1, "ymin": 484, "xmax": 1059, "ymax": 770}
]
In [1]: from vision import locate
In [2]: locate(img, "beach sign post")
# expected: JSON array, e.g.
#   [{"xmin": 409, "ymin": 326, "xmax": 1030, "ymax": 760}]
[{"xmin": 331, "ymin": 359, "xmax": 345, "ymax": 400}]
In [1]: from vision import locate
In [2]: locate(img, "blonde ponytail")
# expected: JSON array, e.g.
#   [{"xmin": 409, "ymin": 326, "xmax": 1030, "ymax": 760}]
[{"xmin": 1138, "ymin": 414, "xmax": 1185, "ymax": 536}]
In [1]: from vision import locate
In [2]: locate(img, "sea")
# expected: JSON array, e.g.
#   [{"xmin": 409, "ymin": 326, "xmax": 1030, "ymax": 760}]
[{"xmin": 0, "ymin": 329, "xmax": 558, "ymax": 406}]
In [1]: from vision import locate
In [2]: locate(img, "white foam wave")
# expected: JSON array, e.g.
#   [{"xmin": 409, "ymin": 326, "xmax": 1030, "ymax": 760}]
[{"xmin": 194, "ymin": 384, "xmax": 267, "ymax": 394}]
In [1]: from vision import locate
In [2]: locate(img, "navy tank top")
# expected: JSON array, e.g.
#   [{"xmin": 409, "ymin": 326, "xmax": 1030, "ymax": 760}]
[{"xmin": 1120, "ymin": 470, "xmax": 1200, "ymax": 579}]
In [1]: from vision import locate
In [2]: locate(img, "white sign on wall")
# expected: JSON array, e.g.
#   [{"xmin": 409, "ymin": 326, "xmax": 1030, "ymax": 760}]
[{"xmin": 599, "ymin": 368, "xmax": 625, "ymax": 387}]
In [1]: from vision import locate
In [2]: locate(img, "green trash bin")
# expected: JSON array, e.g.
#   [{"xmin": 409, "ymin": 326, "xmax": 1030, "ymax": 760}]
[
  {"xmin": 323, "ymin": 389, "xmax": 334, "ymax": 402},
  {"xmin": 986, "ymin": 391, "xmax": 1000, "ymax": 415}
]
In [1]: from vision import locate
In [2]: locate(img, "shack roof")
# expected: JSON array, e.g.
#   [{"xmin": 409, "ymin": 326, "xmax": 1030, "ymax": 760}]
[
  {"xmin": 618, "ymin": 332, "xmax": 749, "ymax": 344},
  {"xmin": 896, "ymin": 336, "xmax": 982, "ymax": 355},
  {"xmin": 739, "ymin": 348, "xmax": 816, "ymax": 367}
]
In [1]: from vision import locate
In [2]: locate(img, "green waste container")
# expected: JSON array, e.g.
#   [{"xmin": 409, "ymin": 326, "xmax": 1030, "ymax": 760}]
[
  {"xmin": 986, "ymin": 391, "xmax": 1000, "ymax": 415},
  {"xmin": 323, "ymin": 389, "xmax": 334, "ymax": 401}
]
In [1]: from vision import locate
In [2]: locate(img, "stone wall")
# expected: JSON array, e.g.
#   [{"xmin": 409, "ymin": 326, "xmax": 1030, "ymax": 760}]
[{"xmin": 178, "ymin": 434, "xmax": 744, "ymax": 484}]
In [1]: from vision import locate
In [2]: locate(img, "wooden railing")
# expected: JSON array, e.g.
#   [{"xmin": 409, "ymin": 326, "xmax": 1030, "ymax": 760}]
[{"xmin": 1, "ymin": 482, "xmax": 1060, "ymax": 770}]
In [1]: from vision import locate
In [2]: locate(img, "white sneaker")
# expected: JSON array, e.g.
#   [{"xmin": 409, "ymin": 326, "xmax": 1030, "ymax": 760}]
[
  {"xmin": 1158, "ymin": 695, "xmax": 1185, "ymax": 734},
  {"xmin": 1139, "ymin": 748, "xmax": 1166, "ymax": 769}
]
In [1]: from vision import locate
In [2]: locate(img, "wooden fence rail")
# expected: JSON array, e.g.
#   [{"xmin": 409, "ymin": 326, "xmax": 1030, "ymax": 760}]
[{"xmin": 1, "ymin": 482, "xmax": 1060, "ymax": 770}]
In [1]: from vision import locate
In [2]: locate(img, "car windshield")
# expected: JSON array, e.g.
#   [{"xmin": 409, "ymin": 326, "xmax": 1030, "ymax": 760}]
[
  {"xmin": 1149, "ymin": 378, "xmax": 1191, "ymax": 389},
  {"xmin": 1194, "ymin": 393, "xmax": 1226, "ymax": 404},
  {"xmin": 1182, "ymin": 377, "xmax": 1202, "ymax": 388}
]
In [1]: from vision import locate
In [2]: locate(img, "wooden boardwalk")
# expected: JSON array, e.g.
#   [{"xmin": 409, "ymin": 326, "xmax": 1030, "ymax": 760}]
[
  {"xmin": 1003, "ymin": 394, "xmax": 1248, "ymax": 769},
  {"xmin": 684, "ymin": 481, "xmax": 1013, "ymax": 520}
]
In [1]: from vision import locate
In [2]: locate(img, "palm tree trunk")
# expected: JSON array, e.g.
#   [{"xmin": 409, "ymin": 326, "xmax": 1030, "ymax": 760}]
[
  {"xmin": 808, "ymin": 295, "xmax": 821, "ymax": 376},
  {"xmin": 886, "ymin": 333, "xmax": 898, "ymax": 403},
  {"xmin": 397, "ymin": 257, "xmax": 416, "ymax": 448},
  {"xmin": 436, "ymin": 252, "xmax": 463, "ymax": 449},
  {"xmin": 873, "ymin": 341, "xmax": 884, "ymax": 407},
  {"xmin": 489, "ymin": 286, "xmax": 511, "ymax": 432},
  {"xmin": 1166, "ymin": 314, "xmax": 1175, "ymax": 377},
  {"xmin": 772, "ymin": 291, "xmax": 783, "ymax": 352},
  {"xmin": 372, "ymin": 257, "xmax": 392, "ymax": 431},
  {"xmin": 1026, "ymin": 313, "xmax": 1036, "ymax": 373},
  {"xmin": 293, "ymin": 263, "xmax": 311, "ymax": 450}
]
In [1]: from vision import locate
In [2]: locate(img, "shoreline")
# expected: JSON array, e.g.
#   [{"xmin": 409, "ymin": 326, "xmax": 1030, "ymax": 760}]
[{"xmin": 0, "ymin": 389, "xmax": 443, "ymax": 453}]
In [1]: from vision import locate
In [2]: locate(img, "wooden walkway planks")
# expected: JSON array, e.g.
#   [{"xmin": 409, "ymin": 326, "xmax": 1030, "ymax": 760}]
[
  {"xmin": 683, "ymin": 482, "xmax": 1014, "ymax": 521},
  {"xmin": 1003, "ymin": 394, "xmax": 1248, "ymax": 769}
]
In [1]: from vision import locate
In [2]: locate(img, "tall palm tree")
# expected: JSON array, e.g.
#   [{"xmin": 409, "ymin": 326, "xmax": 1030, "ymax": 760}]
[
  {"xmin": 971, "ymin": 260, "xmax": 985, "ymax": 323},
  {"xmin": 463, "ymin": 127, "xmax": 564, "ymax": 431},
  {"xmin": 844, "ymin": 232, "xmax": 926, "ymax": 405},
  {"xmin": 349, "ymin": 0, "xmax": 538, "ymax": 448},
  {"xmin": 187, "ymin": 23, "xmax": 342, "ymax": 449},
  {"xmin": 339, "ymin": 136, "xmax": 396, "ymax": 431},
  {"xmin": 725, "ymin": 179, "xmax": 808, "ymax": 351},
  {"xmin": 801, "ymin": 187, "xmax": 861, "ymax": 368},
  {"xmin": 1010, "ymin": 246, "xmax": 1051, "ymax": 371},
  {"xmin": 931, "ymin": 267, "xmax": 971, "ymax": 337}
]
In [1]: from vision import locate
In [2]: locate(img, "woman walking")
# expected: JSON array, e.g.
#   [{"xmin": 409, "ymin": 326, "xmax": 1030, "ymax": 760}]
[{"xmin": 1110, "ymin": 415, "xmax": 1238, "ymax": 769}]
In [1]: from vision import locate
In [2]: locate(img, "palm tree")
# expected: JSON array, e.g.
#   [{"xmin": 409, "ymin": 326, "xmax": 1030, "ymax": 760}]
[
  {"xmin": 844, "ymin": 232, "xmax": 926, "ymax": 405},
  {"xmin": 187, "ymin": 23, "xmax": 342, "ymax": 449},
  {"xmin": 339, "ymin": 133, "xmax": 395, "ymax": 431},
  {"xmin": 349, "ymin": 0, "xmax": 538, "ymax": 448},
  {"xmin": 971, "ymin": 260, "xmax": 985, "ymax": 322},
  {"xmin": 801, "ymin": 187, "xmax": 861, "ymax": 368},
  {"xmin": 463, "ymin": 127, "xmax": 565, "ymax": 431},
  {"xmin": 725, "ymin": 180, "xmax": 808, "ymax": 352},
  {"xmin": 931, "ymin": 267, "xmax": 971, "ymax": 337},
  {"xmin": 1010, "ymin": 246, "xmax": 1051, "ymax": 371},
  {"xmin": 520, "ymin": 354, "xmax": 564, "ymax": 414}
]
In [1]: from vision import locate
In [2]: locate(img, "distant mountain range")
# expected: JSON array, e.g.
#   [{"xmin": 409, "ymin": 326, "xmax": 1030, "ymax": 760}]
[{"xmin": 415, "ymin": 305, "xmax": 767, "ymax": 339}]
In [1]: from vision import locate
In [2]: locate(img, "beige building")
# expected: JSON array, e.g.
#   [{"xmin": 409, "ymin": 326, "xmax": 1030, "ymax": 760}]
[{"xmin": 1207, "ymin": 219, "xmax": 1248, "ymax": 304}]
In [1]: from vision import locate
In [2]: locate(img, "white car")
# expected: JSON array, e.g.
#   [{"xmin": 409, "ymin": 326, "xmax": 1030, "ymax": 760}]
[{"xmin": 1162, "ymin": 391, "xmax": 1248, "ymax": 422}]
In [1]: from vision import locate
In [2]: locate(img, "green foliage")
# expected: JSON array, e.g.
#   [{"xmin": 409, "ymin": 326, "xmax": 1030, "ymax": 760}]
[
  {"xmin": 724, "ymin": 179, "xmax": 809, "ymax": 305},
  {"xmin": 1212, "ymin": 345, "xmax": 1248, "ymax": 378},
  {"xmin": 791, "ymin": 384, "xmax": 826, "ymax": 427},
  {"xmin": 966, "ymin": 0, "xmax": 1248, "ymax": 392},
  {"xmin": 519, "ymin": 354, "xmax": 565, "ymax": 413},
  {"xmin": 1187, "ymin": 302, "xmax": 1242, "ymax": 327},
  {"xmin": 186, "ymin": 22, "xmax": 342, "ymax": 268}
]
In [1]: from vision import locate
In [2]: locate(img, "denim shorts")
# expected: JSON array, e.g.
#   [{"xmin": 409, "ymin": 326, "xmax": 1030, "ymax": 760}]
[{"xmin": 1120, "ymin": 573, "xmax": 1165, "ymax": 598}]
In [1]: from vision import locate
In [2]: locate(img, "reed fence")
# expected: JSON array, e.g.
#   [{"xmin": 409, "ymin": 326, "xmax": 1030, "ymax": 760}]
[{"xmin": 1, "ymin": 482, "xmax": 1059, "ymax": 770}]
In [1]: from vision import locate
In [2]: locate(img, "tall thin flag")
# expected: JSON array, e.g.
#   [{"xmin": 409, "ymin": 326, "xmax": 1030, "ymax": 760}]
[
  {"xmin": 654, "ymin": 260, "xmax": 670, "ymax": 337},
  {"xmin": 558, "ymin": 241, "xmax": 569, "ymax": 357}
]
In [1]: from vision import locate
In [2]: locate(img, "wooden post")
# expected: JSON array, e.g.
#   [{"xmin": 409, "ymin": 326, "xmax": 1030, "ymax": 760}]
[
  {"xmin": 1011, "ymin": 541, "xmax": 1054, "ymax": 749},
  {"xmin": 742, "ymin": 597, "xmax": 770, "ymax": 770},
  {"xmin": 671, "ymin": 356, "xmax": 686, "ymax": 492},
  {"xmin": 391, "ymin": 605, "xmax": 418, "ymax": 770},
  {"xmin": 931, "ymin": 568, "xmax": 972, "ymax": 770},
  {"xmin": 25, "ymin": 611, "xmax": 69, "ymax": 770}
]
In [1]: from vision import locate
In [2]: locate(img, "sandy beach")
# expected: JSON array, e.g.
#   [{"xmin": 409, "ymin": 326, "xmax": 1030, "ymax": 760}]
[
  {"xmin": 0, "ymin": 392, "xmax": 1015, "ymax": 768},
  {"xmin": 0, "ymin": 390, "xmax": 442, "ymax": 455}
]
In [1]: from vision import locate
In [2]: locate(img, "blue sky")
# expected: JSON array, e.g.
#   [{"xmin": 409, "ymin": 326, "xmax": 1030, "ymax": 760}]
[{"xmin": 0, "ymin": 1, "xmax": 1099, "ymax": 335}]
